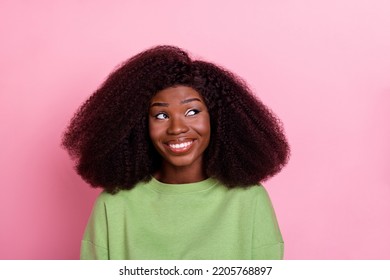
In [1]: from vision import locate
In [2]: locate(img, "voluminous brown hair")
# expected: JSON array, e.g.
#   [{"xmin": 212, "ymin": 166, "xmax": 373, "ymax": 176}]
[{"xmin": 62, "ymin": 45, "xmax": 290, "ymax": 194}]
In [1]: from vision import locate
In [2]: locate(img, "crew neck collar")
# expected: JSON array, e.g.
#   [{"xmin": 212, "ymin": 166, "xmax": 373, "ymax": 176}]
[{"xmin": 146, "ymin": 177, "xmax": 218, "ymax": 194}]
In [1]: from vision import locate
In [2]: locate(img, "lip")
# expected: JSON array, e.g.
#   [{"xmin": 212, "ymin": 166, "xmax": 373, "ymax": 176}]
[{"xmin": 164, "ymin": 139, "xmax": 195, "ymax": 154}]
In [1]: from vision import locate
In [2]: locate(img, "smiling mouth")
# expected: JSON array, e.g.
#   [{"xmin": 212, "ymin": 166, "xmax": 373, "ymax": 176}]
[{"xmin": 166, "ymin": 140, "xmax": 194, "ymax": 154}]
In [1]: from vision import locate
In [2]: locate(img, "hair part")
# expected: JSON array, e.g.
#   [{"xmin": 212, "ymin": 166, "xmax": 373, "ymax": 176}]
[{"xmin": 62, "ymin": 45, "xmax": 290, "ymax": 194}]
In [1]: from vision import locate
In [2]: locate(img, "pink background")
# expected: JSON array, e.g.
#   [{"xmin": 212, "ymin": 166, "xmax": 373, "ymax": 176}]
[{"xmin": 1, "ymin": 0, "xmax": 389, "ymax": 259}]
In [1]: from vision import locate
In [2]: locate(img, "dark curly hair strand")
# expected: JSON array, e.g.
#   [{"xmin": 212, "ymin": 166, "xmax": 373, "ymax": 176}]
[{"xmin": 62, "ymin": 45, "xmax": 290, "ymax": 194}]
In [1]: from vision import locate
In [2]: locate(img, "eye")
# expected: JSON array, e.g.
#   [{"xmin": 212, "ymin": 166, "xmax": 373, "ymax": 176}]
[
  {"xmin": 155, "ymin": 113, "xmax": 168, "ymax": 120},
  {"xmin": 185, "ymin": 109, "xmax": 200, "ymax": 117}
]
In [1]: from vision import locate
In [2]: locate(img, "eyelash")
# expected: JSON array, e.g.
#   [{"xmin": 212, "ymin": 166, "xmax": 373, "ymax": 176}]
[{"xmin": 154, "ymin": 109, "xmax": 200, "ymax": 120}]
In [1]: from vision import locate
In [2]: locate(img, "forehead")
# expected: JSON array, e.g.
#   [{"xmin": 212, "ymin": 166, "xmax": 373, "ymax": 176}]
[{"xmin": 150, "ymin": 86, "xmax": 204, "ymax": 103}]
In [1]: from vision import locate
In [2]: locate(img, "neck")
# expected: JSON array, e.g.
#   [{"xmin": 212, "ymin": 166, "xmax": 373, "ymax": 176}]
[{"xmin": 154, "ymin": 163, "xmax": 207, "ymax": 184}]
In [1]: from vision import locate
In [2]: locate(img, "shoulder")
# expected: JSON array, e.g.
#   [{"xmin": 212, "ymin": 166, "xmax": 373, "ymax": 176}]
[
  {"xmin": 226, "ymin": 183, "xmax": 269, "ymax": 199},
  {"xmin": 247, "ymin": 184, "xmax": 276, "ymax": 210},
  {"xmin": 93, "ymin": 181, "xmax": 149, "ymax": 207},
  {"xmin": 249, "ymin": 184, "xmax": 272, "ymax": 203},
  {"xmin": 245, "ymin": 184, "xmax": 268, "ymax": 196},
  {"xmin": 212, "ymin": 182, "xmax": 271, "ymax": 206},
  {"xmin": 93, "ymin": 191, "xmax": 116, "ymax": 206},
  {"xmin": 223, "ymin": 183, "xmax": 276, "ymax": 211}
]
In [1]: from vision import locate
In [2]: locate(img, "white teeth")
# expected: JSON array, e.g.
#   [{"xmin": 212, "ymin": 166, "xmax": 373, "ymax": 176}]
[{"xmin": 169, "ymin": 141, "xmax": 192, "ymax": 149}]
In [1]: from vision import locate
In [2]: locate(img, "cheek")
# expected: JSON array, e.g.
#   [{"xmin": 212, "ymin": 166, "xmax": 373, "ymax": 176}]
[
  {"xmin": 148, "ymin": 120, "xmax": 163, "ymax": 143},
  {"xmin": 195, "ymin": 115, "xmax": 211, "ymax": 142}
]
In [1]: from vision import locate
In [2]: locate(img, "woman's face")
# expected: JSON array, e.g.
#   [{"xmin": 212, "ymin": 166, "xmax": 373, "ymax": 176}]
[{"xmin": 148, "ymin": 86, "xmax": 210, "ymax": 173}]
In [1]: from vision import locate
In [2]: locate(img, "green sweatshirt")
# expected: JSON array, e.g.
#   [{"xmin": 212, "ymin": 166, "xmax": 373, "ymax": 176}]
[{"xmin": 81, "ymin": 177, "xmax": 284, "ymax": 260}]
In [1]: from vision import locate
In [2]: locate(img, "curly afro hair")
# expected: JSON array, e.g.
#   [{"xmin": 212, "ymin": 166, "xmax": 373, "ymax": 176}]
[{"xmin": 62, "ymin": 45, "xmax": 290, "ymax": 194}]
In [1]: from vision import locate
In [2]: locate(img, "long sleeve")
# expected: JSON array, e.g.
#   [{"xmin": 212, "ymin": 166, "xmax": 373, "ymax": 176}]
[
  {"xmin": 80, "ymin": 193, "xmax": 109, "ymax": 260},
  {"xmin": 251, "ymin": 187, "xmax": 284, "ymax": 259}
]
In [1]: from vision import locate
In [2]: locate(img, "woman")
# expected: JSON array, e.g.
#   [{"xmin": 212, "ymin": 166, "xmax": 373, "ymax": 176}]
[{"xmin": 62, "ymin": 45, "xmax": 290, "ymax": 259}]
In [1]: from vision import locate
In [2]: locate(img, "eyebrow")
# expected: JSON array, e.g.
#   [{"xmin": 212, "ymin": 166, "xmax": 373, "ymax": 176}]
[{"xmin": 150, "ymin": 98, "xmax": 202, "ymax": 107}]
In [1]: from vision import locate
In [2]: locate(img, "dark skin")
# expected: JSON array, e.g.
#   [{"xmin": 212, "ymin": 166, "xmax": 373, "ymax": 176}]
[{"xmin": 148, "ymin": 86, "xmax": 211, "ymax": 184}]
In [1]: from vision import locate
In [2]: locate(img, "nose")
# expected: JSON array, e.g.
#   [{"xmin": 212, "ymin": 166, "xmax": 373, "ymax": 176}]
[{"xmin": 167, "ymin": 116, "xmax": 189, "ymax": 135}]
